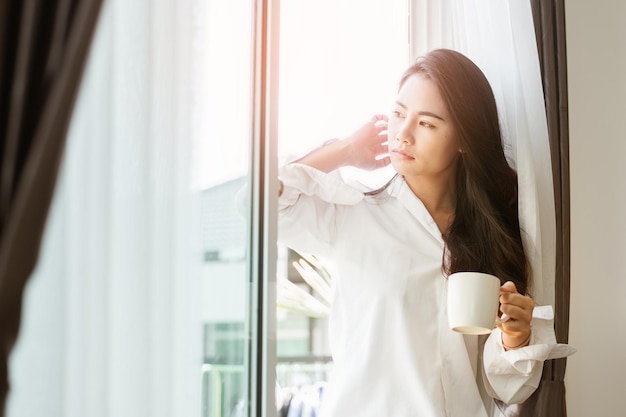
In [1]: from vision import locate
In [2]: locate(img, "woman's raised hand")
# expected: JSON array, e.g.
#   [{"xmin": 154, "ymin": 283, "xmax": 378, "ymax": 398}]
[
  {"xmin": 344, "ymin": 114, "xmax": 391, "ymax": 170},
  {"xmin": 294, "ymin": 114, "xmax": 391, "ymax": 173}
]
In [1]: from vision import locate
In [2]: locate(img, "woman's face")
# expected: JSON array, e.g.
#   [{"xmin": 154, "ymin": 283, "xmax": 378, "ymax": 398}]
[{"xmin": 387, "ymin": 73, "xmax": 460, "ymax": 184}]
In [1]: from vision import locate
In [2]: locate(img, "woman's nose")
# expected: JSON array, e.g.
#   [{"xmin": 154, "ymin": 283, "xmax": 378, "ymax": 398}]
[{"xmin": 396, "ymin": 121, "xmax": 414, "ymax": 144}]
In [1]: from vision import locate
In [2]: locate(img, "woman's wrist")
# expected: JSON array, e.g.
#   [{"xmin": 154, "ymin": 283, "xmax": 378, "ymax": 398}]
[
  {"xmin": 502, "ymin": 330, "xmax": 531, "ymax": 351},
  {"xmin": 295, "ymin": 137, "xmax": 353, "ymax": 173},
  {"xmin": 326, "ymin": 137, "xmax": 356, "ymax": 167}
]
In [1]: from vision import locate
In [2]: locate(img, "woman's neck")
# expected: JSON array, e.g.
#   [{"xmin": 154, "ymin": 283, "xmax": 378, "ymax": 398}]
[{"xmin": 404, "ymin": 174, "xmax": 456, "ymax": 233}]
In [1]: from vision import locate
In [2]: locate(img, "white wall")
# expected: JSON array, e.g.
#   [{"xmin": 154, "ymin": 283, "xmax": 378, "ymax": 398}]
[{"xmin": 565, "ymin": 0, "xmax": 626, "ymax": 415}]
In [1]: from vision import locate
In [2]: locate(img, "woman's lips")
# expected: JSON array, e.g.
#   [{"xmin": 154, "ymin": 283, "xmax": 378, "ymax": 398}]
[{"xmin": 391, "ymin": 148, "xmax": 414, "ymax": 160}]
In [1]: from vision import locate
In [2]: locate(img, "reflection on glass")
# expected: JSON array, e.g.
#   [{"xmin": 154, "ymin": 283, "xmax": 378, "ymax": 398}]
[
  {"xmin": 196, "ymin": 1, "xmax": 254, "ymax": 416},
  {"xmin": 276, "ymin": 1, "xmax": 409, "ymax": 415}
]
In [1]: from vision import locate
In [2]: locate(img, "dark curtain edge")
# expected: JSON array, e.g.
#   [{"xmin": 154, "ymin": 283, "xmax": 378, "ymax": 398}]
[
  {"xmin": 530, "ymin": 0, "xmax": 571, "ymax": 347},
  {"xmin": 0, "ymin": 1, "xmax": 104, "ymax": 416},
  {"xmin": 528, "ymin": 0, "xmax": 570, "ymax": 416}
]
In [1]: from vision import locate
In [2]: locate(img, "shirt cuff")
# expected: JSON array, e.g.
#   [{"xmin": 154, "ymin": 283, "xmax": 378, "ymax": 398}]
[
  {"xmin": 279, "ymin": 163, "xmax": 364, "ymax": 206},
  {"xmin": 482, "ymin": 305, "xmax": 577, "ymax": 404},
  {"xmin": 485, "ymin": 305, "xmax": 577, "ymax": 375}
]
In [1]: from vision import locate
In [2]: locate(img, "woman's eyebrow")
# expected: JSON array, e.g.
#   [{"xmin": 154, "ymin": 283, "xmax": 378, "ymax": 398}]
[
  {"xmin": 418, "ymin": 111, "xmax": 445, "ymax": 121},
  {"xmin": 395, "ymin": 101, "xmax": 445, "ymax": 121}
]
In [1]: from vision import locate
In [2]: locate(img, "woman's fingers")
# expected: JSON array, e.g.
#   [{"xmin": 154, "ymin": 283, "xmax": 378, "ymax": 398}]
[
  {"xmin": 498, "ymin": 281, "xmax": 534, "ymax": 342},
  {"xmin": 497, "ymin": 281, "xmax": 536, "ymax": 349},
  {"xmin": 499, "ymin": 280, "xmax": 518, "ymax": 294},
  {"xmin": 499, "ymin": 302, "xmax": 531, "ymax": 321},
  {"xmin": 499, "ymin": 283, "xmax": 534, "ymax": 317},
  {"xmin": 374, "ymin": 155, "xmax": 391, "ymax": 168},
  {"xmin": 344, "ymin": 117, "xmax": 392, "ymax": 170},
  {"xmin": 371, "ymin": 113, "xmax": 389, "ymax": 124}
]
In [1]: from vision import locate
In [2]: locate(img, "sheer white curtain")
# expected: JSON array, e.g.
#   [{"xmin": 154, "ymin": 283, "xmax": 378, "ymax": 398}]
[
  {"xmin": 411, "ymin": 0, "xmax": 556, "ymax": 307},
  {"xmin": 7, "ymin": 1, "xmax": 206, "ymax": 416}
]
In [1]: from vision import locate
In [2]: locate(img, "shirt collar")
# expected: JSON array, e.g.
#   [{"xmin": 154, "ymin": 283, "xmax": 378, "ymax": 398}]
[{"xmin": 389, "ymin": 175, "xmax": 445, "ymax": 245}]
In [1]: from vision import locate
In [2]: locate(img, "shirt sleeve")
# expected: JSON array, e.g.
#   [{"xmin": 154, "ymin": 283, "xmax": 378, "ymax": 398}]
[
  {"xmin": 481, "ymin": 305, "xmax": 577, "ymax": 404},
  {"xmin": 278, "ymin": 163, "xmax": 363, "ymax": 258}
]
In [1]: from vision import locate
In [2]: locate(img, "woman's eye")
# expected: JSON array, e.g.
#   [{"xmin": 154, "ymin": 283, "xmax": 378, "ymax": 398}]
[
  {"xmin": 391, "ymin": 110, "xmax": 404, "ymax": 118},
  {"xmin": 419, "ymin": 121, "xmax": 433, "ymax": 128}
]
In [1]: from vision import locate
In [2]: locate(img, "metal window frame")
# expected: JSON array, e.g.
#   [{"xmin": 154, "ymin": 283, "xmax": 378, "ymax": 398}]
[{"xmin": 247, "ymin": 0, "xmax": 280, "ymax": 416}]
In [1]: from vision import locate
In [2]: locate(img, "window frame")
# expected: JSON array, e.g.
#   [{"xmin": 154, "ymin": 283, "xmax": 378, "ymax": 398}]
[{"xmin": 248, "ymin": 0, "xmax": 280, "ymax": 416}]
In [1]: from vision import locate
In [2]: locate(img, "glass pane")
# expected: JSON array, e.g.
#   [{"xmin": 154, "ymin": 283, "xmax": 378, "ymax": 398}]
[
  {"xmin": 195, "ymin": 1, "xmax": 255, "ymax": 416},
  {"xmin": 276, "ymin": 1, "xmax": 409, "ymax": 415}
]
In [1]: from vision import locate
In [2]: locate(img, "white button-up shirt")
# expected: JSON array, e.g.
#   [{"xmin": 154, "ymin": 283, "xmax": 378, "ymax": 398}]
[{"xmin": 277, "ymin": 163, "xmax": 575, "ymax": 417}]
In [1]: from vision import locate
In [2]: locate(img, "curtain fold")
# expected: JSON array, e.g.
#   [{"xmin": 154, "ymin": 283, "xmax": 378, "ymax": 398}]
[{"xmin": 0, "ymin": 1, "xmax": 103, "ymax": 416}]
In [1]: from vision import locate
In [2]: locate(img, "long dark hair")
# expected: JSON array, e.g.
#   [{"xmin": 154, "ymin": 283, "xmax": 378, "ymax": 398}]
[{"xmin": 400, "ymin": 49, "xmax": 529, "ymax": 294}]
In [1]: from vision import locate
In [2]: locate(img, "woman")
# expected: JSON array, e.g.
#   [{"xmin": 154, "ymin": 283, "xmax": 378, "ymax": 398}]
[{"xmin": 278, "ymin": 49, "xmax": 564, "ymax": 417}]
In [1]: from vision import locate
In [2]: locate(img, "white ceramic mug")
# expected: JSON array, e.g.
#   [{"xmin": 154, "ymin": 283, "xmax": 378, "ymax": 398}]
[{"xmin": 447, "ymin": 272, "xmax": 509, "ymax": 335}]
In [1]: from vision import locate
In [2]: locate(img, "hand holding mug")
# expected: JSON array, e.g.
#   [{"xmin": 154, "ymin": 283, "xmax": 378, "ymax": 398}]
[
  {"xmin": 447, "ymin": 272, "xmax": 534, "ymax": 350},
  {"xmin": 498, "ymin": 281, "xmax": 534, "ymax": 349}
]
